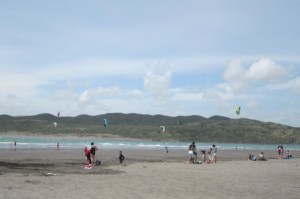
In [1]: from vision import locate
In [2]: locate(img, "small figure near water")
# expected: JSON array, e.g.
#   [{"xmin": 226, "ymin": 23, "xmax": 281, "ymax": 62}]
[
  {"xmin": 119, "ymin": 151, "xmax": 125, "ymax": 166},
  {"xmin": 165, "ymin": 146, "xmax": 169, "ymax": 154}
]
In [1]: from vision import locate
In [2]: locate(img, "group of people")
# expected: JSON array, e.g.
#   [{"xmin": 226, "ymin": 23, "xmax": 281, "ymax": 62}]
[
  {"xmin": 188, "ymin": 142, "xmax": 217, "ymax": 164},
  {"xmin": 84, "ymin": 142, "xmax": 98, "ymax": 165},
  {"xmin": 248, "ymin": 152, "xmax": 266, "ymax": 161},
  {"xmin": 247, "ymin": 146, "xmax": 294, "ymax": 161},
  {"xmin": 84, "ymin": 142, "xmax": 125, "ymax": 167},
  {"xmin": 278, "ymin": 145, "xmax": 293, "ymax": 159}
]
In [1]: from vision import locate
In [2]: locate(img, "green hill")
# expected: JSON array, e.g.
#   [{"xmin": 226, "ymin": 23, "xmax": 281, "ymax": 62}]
[{"xmin": 0, "ymin": 113, "xmax": 299, "ymax": 144}]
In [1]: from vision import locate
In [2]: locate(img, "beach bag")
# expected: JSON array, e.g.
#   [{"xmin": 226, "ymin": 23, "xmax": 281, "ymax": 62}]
[{"xmin": 96, "ymin": 159, "xmax": 101, "ymax": 166}]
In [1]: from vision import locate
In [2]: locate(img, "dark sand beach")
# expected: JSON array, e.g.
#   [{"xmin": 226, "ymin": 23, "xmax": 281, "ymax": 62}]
[{"xmin": 1, "ymin": 146, "xmax": 300, "ymax": 199}]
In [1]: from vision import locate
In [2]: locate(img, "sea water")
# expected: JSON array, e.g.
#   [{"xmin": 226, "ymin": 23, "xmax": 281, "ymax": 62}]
[{"xmin": 0, "ymin": 136, "xmax": 300, "ymax": 151}]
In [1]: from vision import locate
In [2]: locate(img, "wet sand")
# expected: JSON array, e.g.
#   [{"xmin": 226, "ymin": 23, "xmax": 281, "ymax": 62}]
[{"xmin": 0, "ymin": 148, "xmax": 299, "ymax": 199}]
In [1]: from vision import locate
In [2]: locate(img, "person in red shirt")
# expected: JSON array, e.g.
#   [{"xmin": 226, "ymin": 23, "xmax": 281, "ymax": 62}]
[{"xmin": 84, "ymin": 146, "xmax": 91, "ymax": 165}]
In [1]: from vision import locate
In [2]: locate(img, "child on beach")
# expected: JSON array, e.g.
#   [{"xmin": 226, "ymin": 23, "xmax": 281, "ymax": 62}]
[
  {"xmin": 201, "ymin": 150, "xmax": 206, "ymax": 162},
  {"xmin": 206, "ymin": 148, "xmax": 213, "ymax": 163},
  {"xmin": 119, "ymin": 151, "xmax": 125, "ymax": 166},
  {"xmin": 286, "ymin": 150, "xmax": 292, "ymax": 159}
]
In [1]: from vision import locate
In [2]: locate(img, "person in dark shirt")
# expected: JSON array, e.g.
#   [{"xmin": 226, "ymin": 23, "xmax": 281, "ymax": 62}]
[
  {"xmin": 90, "ymin": 142, "xmax": 98, "ymax": 165},
  {"xmin": 119, "ymin": 151, "xmax": 125, "ymax": 166}
]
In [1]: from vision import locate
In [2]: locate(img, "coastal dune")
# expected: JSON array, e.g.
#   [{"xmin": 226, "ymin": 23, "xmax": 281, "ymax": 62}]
[{"xmin": 0, "ymin": 149, "xmax": 299, "ymax": 199}]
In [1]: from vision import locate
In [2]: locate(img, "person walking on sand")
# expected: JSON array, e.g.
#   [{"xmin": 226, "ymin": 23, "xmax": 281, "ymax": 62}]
[
  {"xmin": 90, "ymin": 142, "xmax": 98, "ymax": 165},
  {"xmin": 212, "ymin": 144, "xmax": 217, "ymax": 163},
  {"xmin": 119, "ymin": 151, "xmax": 125, "ymax": 166}
]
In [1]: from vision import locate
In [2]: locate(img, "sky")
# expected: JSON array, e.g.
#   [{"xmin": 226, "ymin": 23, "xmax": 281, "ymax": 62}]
[{"xmin": 1, "ymin": 0, "xmax": 300, "ymax": 127}]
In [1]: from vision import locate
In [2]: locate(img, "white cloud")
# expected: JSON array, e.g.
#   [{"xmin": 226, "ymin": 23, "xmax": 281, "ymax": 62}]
[
  {"xmin": 247, "ymin": 58, "xmax": 290, "ymax": 82},
  {"xmin": 272, "ymin": 76, "xmax": 300, "ymax": 93},
  {"xmin": 223, "ymin": 58, "xmax": 292, "ymax": 93},
  {"xmin": 144, "ymin": 70, "xmax": 172, "ymax": 97}
]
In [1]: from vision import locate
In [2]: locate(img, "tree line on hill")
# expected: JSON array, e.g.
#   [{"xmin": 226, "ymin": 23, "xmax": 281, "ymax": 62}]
[{"xmin": 0, "ymin": 113, "xmax": 299, "ymax": 144}]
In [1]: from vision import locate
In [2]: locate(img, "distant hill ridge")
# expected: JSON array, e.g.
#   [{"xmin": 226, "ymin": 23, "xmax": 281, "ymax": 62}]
[{"xmin": 1, "ymin": 113, "xmax": 299, "ymax": 144}]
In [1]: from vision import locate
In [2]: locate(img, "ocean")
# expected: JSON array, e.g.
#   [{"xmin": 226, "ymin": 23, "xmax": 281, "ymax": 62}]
[{"xmin": 1, "ymin": 136, "xmax": 300, "ymax": 151}]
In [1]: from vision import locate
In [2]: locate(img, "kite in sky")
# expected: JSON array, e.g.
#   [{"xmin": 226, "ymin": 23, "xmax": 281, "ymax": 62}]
[{"xmin": 236, "ymin": 106, "xmax": 241, "ymax": 115}]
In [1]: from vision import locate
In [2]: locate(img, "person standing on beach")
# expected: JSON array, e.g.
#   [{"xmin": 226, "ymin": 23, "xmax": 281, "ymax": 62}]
[
  {"xmin": 84, "ymin": 146, "xmax": 91, "ymax": 165},
  {"xmin": 190, "ymin": 142, "xmax": 197, "ymax": 162},
  {"xmin": 188, "ymin": 145, "xmax": 195, "ymax": 163},
  {"xmin": 212, "ymin": 144, "xmax": 217, "ymax": 163},
  {"xmin": 119, "ymin": 151, "xmax": 125, "ymax": 166},
  {"xmin": 90, "ymin": 142, "xmax": 98, "ymax": 165},
  {"xmin": 14, "ymin": 141, "xmax": 17, "ymax": 151},
  {"xmin": 278, "ymin": 145, "xmax": 284, "ymax": 159}
]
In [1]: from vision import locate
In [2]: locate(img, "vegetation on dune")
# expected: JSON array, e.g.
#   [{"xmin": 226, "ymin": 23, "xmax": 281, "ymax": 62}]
[{"xmin": 0, "ymin": 113, "xmax": 299, "ymax": 144}]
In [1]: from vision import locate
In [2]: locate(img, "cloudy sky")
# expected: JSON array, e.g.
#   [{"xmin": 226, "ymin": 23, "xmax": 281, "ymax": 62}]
[{"xmin": 1, "ymin": 1, "xmax": 300, "ymax": 127}]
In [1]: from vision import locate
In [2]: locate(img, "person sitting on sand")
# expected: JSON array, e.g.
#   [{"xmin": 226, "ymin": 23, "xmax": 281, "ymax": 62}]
[
  {"xmin": 258, "ymin": 152, "xmax": 266, "ymax": 161},
  {"xmin": 248, "ymin": 154, "xmax": 252, "ymax": 161},
  {"xmin": 285, "ymin": 150, "xmax": 292, "ymax": 159},
  {"xmin": 119, "ymin": 151, "xmax": 125, "ymax": 166}
]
